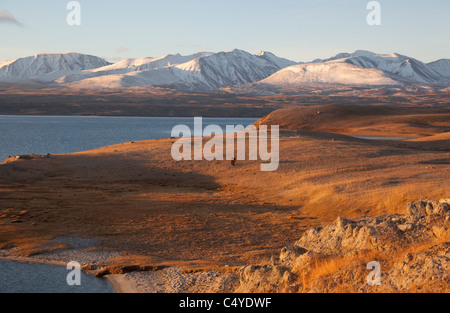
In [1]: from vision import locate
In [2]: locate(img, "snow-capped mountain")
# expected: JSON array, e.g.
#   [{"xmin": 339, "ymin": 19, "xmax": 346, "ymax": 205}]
[
  {"xmin": 256, "ymin": 51, "xmax": 298, "ymax": 69},
  {"xmin": 186, "ymin": 49, "xmax": 288, "ymax": 89},
  {"xmin": 0, "ymin": 52, "xmax": 110, "ymax": 81},
  {"xmin": 56, "ymin": 52, "xmax": 214, "ymax": 84},
  {"xmin": 258, "ymin": 60, "xmax": 398, "ymax": 86},
  {"xmin": 63, "ymin": 49, "xmax": 298, "ymax": 91},
  {"xmin": 255, "ymin": 50, "xmax": 449, "ymax": 88},
  {"xmin": 90, "ymin": 52, "xmax": 213, "ymax": 75},
  {"xmin": 427, "ymin": 59, "xmax": 450, "ymax": 79},
  {"xmin": 343, "ymin": 50, "xmax": 444, "ymax": 83},
  {"xmin": 0, "ymin": 50, "xmax": 448, "ymax": 91}
]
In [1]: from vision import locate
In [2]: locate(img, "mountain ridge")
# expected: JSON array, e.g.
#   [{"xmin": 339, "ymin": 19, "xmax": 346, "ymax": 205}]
[
  {"xmin": 0, "ymin": 49, "xmax": 449, "ymax": 91},
  {"xmin": 0, "ymin": 52, "xmax": 111, "ymax": 82}
]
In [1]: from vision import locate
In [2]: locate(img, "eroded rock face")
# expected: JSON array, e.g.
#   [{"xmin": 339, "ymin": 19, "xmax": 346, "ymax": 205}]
[
  {"xmin": 237, "ymin": 264, "xmax": 294, "ymax": 293},
  {"xmin": 279, "ymin": 246, "xmax": 308, "ymax": 267},
  {"xmin": 236, "ymin": 199, "xmax": 449, "ymax": 293},
  {"xmin": 389, "ymin": 242, "xmax": 449, "ymax": 291},
  {"xmin": 294, "ymin": 199, "xmax": 449, "ymax": 256},
  {"xmin": 407, "ymin": 200, "xmax": 449, "ymax": 221}
]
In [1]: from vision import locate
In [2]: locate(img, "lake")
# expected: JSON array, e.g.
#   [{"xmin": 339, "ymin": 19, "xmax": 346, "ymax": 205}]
[
  {"xmin": 0, "ymin": 115, "xmax": 259, "ymax": 162},
  {"xmin": 354, "ymin": 136, "xmax": 415, "ymax": 140},
  {"xmin": 0, "ymin": 260, "xmax": 113, "ymax": 293}
]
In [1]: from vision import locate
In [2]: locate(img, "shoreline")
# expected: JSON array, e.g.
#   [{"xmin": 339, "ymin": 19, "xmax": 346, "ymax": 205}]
[
  {"xmin": 104, "ymin": 274, "xmax": 138, "ymax": 293},
  {"xmin": 0, "ymin": 253, "xmax": 240, "ymax": 293},
  {"xmin": 0, "ymin": 254, "xmax": 137, "ymax": 293}
]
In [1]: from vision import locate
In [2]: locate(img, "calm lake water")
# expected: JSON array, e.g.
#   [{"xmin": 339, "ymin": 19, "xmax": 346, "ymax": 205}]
[
  {"xmin": 0, "ymin": 260, "xmax": 113, "ymax": 293},
  {"xmin": 0, "ymin": 115, "xmax": 258, "ymax": 162},
  {"xmin": 355, "ymin": 136, "xmax": 414, "ymax": 140}
]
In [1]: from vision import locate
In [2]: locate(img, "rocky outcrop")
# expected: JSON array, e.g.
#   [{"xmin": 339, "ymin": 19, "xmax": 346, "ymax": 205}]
[
  {"xmin": 237, "ymin": 199, "xmax": 449, "ymax": 293},
  {"xmin": 2, "ymin": 154, "xmax": 51, "ymax": 164},
  {"xmin": 389, "ymin": 242, "xmax": 449, "ymax": 291},
  {"xmin": 295, "ymin": 199, "xmax": 449, "ymax": 256},
  {"xmin": 407, "ymin": 199, "xmax": 450, "ymax": 221},
  {"xmin": 94, "ymin": 265, "xmax": 167, "ymax": 278}
]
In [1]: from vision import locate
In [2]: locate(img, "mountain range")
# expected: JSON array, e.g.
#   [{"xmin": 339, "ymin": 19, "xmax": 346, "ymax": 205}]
[{"xmin": 0, "ymin": 49, "xmax": 449, "ymax": 92}]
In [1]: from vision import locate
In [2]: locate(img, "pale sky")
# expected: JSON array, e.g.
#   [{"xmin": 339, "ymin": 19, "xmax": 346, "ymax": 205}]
[{"xmin": 0, "ymin": 0, "xmax": 449, "ymax": 63}]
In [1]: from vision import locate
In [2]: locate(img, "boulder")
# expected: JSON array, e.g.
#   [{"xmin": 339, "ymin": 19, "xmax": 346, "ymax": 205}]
[
  {"xmin": 407, "ymin": 200, "xmax": 441, "ymax": 221},
  {"xmin": 279, "ymin": 246, "xmax": 308, "ymax": 266}
]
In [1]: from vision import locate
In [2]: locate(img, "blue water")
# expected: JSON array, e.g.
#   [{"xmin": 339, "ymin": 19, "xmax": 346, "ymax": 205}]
[
  {"xmin": 355, "ymin": 136, "xmax": 414, "ymax": 140},
  {"xmin": 0, "ymin": 260, "xmax": 113, "ymax": 293},
  {"xmin": 0, "ymin": 116, "xmax": 258, "ymax": 162}
]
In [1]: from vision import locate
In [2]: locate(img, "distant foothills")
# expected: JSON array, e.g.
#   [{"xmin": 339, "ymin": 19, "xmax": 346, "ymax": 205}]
[{"xmin": 0, "ymin": 49, "xmax": 449, "ymax": 92}]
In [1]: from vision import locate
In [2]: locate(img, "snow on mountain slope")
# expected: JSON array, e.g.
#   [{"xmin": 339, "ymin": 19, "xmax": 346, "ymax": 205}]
[
  {"xmin": 2, "ymin": 50, "xmax": 448, "ymax": 91},
  {"xmin": 257, "ymin": 59, "xmax": 398, "ymax": 86},
  {"xmin": 0, "ymin": 53, "xmax": 110, "ymax": 81},
  {"xmin": 188, "ymin": 49, "xmax": 286, "ymax": 89},
  {"xmin": 56, "ymin": 52, "xmax": 213, "ymax": 84},
  {"xmin": 427, "ymin": 59, "xmax": 450, "ymax": 79},
  {"xmin": 89, "ymin": 57, "xmax": 162, "ymax": 75},
  {"xmin": 65, "ymin": 49, "xmax": 293, "ymax": 91},
  {"xmin": 344, "ymin": 51, "xmax": 444, "ymax": 83},
  {"xmin": 64, "ymin": 73, "xmax": 152, "ymax": 89},
  {"xmin": 66, "ymin": 65, "xmax": 208, "ymax": 90},
  {"xmin": 311, "ymin": 50, "xmax": 381, "ymax": 63},
  {"xmin": 257, "ymin": 51, "xmax": 298, "ymax": 69},
  {"xmin": 90, "ymin": 52, "xmax": 213, "ymax": 74},
  {"xmin": 258, "ymin": 50, "xmax": 448, "ymax": 88},
  {"xmin": 68, "ymin": 67, "xmax": 187, "ymax": 89}
]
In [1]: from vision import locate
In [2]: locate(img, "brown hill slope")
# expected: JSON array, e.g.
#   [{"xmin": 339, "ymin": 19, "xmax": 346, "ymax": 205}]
[{"xmin": 256, "ymin": 105, "xmax": 450, "ymax": 137}]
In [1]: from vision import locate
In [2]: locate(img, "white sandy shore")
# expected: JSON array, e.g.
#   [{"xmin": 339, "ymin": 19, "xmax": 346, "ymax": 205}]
[
  {"xmin": 0, "ymin": 237, "xmax": 135, "ymax": 293},
  {"xmin": 0, "ymin": 253, "xmax": 137, "ymax": 293},
  {"xmin": 106, "ymin": 274, "xmax": 139, "ymax": 293},
  {"xmin": 125, "ymin": 268, "xmax": 238, "ymax": 293},
  {"xmin": 0, "ymin": 237, "xmax": 238, "ymax": 293}
]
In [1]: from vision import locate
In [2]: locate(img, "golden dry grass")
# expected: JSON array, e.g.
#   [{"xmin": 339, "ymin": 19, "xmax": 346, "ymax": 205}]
[{"xmin": 292, "ymin": 250, "xmax": 388, "ymax": 292}]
